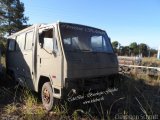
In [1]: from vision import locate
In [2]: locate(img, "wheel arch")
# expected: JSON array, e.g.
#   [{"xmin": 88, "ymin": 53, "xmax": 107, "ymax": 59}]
[{"xmin": 37, "ymin": 75, "xmax": 52, "ymax": 93}]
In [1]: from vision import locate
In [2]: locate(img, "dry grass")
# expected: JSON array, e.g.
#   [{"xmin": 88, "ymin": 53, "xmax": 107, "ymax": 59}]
[
  {"xmin": 1, "ymin": 85, "xmax": 46, "ymax": 119},
  {"xmin": 22, "ymin": 89, "xmax": 46, "ymax": 117},
  {"xmin": 142, "ymin": 57, "xmax": 160, "ymax": 67}
]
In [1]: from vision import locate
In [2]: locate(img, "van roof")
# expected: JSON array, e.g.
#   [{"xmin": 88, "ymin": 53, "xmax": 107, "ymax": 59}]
[
  {"xmin": 8, "ymin": 21, "xmax": 106, "ymax": 38},
  {"xmin": 7, "ymin": 22, "xmax": 59, "ymax": 38}
]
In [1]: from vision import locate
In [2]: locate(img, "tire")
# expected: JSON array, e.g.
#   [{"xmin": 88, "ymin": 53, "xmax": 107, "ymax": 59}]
[{"xmin": 41, "ymin": 82, "xmax": 54, "ymax": 111}]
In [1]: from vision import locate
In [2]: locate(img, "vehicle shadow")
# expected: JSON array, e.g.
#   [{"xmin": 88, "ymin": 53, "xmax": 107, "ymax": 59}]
[{"xmin": 0, "ymin": 39, "xmax": 37, "ymax": 115}]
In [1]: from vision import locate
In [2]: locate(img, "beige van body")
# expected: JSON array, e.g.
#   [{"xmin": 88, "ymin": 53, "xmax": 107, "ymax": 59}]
[{"xmin": 6, "ymin": 22, "xmax": 118, "ymax": 100}]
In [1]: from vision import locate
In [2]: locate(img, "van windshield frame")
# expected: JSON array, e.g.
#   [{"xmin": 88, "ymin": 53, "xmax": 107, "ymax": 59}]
[{"xmin": 59, "ymin": 23, "xmax": 114, "ymax": 53}]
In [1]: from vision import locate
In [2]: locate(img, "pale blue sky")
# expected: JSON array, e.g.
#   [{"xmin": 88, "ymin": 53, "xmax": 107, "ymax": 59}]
[{"xmin": 21, "ymin": 0, "xmax": 160, "ymax": 49}]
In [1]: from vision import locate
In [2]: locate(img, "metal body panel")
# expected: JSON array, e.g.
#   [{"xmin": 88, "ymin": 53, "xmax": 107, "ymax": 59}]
[
  {"xmin": 6, "ymin": 22, "xmax": 118, "ymax": 99},
  {"xmin": 7, "ymin": 26, "xmax": 36, "ymax": 89},
  {"xmin": 65, "ymin": 52, "xmax": 118, "ymax": 78}
]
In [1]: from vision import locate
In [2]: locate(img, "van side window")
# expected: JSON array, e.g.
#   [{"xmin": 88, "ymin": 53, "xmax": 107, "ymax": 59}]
[
  {"xmin": 44, "ymin": 38, "xmax": 53, "ymax": 50},
  {"xmin": 43, "ymin": 29, "xmax": 53, "ymax": 50},
  {"xmin": 25, "ymin": 31, "xmax": 33, "ymax": 50},
  {"xmin": 16, "ymin": 33, "xmax": 25, "ymax": 51},
  {"xmin": 39, "ymin": 29, "xmax": 57, "ymax": 51},
  {"xmin": 8, "ymin": 39, "xmax": 16, "ymax": 51}
]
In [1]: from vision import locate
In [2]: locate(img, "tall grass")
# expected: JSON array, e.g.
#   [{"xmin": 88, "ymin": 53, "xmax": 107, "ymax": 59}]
[
  {"xmin": 142, "ymin": 57, "xmax": 160, "ymax": 67},
  {"xmin": 2, "ymin": 86, "xmax": 46, "ymax": 119}
]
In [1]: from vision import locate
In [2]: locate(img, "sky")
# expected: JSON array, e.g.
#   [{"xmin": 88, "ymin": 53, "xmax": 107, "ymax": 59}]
[{"xmin": 21, "ymin": 0, "xmax": 160, "ymax": 49}]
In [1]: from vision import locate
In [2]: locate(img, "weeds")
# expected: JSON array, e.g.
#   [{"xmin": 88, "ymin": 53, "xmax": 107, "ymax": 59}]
[
  {"xmin": 72, "ymin": 109, "xmax": 84, "ymax": 120},
  {"xmin": 22, "ymin": 89, "xmax": 46, "ymax": 119},
  {"xmin": 0, "ymin": 87, "xmax": 13, "ymax": 100},
  {"xmin": 4, "ymin": 103, "xmax": 19, "ymax": 115},
  {"xmin": 23, "ymin": 90, "xmax": 37, "ymax": 109},
  {"xmin": 135, "ymin": 87, "xmax": 153, "ymax": 115},
  {"xmin": 107, "ymin": 97, "xmax": 125, "ymax": 119},
  {"xmin": 51, "ymin": 101, "xmax": 69, "ymax": 118},
  {"xmin": 142, "ymin": 57, "xmax": 160, "ymax": 67},
  {"xmin": 0, "ymin": 82, "xmax": 46, "ymax": 119}
]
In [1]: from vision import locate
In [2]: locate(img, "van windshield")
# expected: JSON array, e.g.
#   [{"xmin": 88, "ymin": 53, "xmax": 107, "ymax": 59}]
[{"xmin": 60, "ymin": 23, "xmax": 113, "ymax": 53}]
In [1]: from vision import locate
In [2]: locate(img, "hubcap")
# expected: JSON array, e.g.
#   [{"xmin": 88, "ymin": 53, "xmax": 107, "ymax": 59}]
[{"xmin": 43, "ymin": 88, "xmax": 50, "ymax": 104}]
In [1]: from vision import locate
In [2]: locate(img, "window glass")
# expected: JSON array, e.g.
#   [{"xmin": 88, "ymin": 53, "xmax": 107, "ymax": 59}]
[
  {"xmin": 39, "ymin": 28, "xmax": 59, "ymax": 52},
  {"xmin": 25, "ymin": 31, "xmax": 33, "ymax": 50},
  {"xmin": 72, "ymin": 37, "xmax": 79, "ymax": 46},
  {"xmin": 91, "ymin": 36, "xmax": 103, "ymax": 51},
  {"xmin": 64, "ymin": 38, "xmax": 71, "ymax": 45},
  {"xmin": 8, "ymin": 39, "xmax": 16, "ymax": 51},
  {"xmin": 91, "ymin": 36, "xmax": 113, "ymax": 52},
  {"xmin": 16, "ymin": 34, "xmax": 25, "ymax": 51},
  {"xmin": 60, "ymin": 24, "xmax": 113, "ymax": 53},
  {"xmin": 44, "ymin": 38, "xmax": 53, "ymax": 50},
  {"xmin": 63, "ymin": 37, "xmax": 80, "ymax": 51},
  {"xmin": 104, "ymin": 37, "xmax": 113, "ymax": 53}
]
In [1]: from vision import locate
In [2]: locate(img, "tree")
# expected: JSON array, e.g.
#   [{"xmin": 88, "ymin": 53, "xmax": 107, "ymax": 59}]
[
  {"xmin": 112, "ymin": 41, "xmax": 119, "ymax": 53},
  {"xmin": 129, "ymin": 42, "xmax": 139, "ymax": 56},
  {"xmin": 139, "ymin": 43, "xmax": 148, "ymax": 57},
  {"xmin": 121, "ymin": 46, "xmax": 130, "ymax": 56},
  {"xmin": 0, "ymin": 0, "xmax": 28, "ymax": 35},
  {"xmin": 150, "ymin": 48, "xmax": 157, "ymax": 57}
]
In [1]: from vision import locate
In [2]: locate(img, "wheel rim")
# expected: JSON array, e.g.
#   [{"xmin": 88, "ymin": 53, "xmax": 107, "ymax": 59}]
[{"xmin": 43, "ymin": 88, "xmax": 50, "ymax": 104}]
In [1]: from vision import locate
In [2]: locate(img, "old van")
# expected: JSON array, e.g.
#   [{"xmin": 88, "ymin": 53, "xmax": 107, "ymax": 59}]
[{"xmin": 6, "ymin": 22, "xmax": 118, "ymax": 110}]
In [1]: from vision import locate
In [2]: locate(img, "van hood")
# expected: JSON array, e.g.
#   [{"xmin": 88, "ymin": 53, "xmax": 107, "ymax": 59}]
[{"xmin": 65, "ymin": 52, "xmax": 118, "ymax": 78}]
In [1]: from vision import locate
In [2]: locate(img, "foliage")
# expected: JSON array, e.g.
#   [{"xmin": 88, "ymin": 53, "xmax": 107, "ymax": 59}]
[
  {"xmin": 149, "ymin": 48, "xmax": 157, "ymax": 57},
  {"xmin": 0, "ymin": 0, "xmax": 29, "ymax": 35},
  {"xmin": 129, "ymin": 42, "xmax": 139, "ymax": 56},
  {"xmin": 112, "ymin": 40, "xmax": 157, "ymax": 57},
  {"xmin": 120, "ymin": 46, "xmax": 130, "ymax": 56},
  {"xmin": 111, "ymin": 41, "xmax": 119, "ymax": 53},
  {"xmin": 139, "ymin": 43, "xmax": 148, "ymax": 57}
]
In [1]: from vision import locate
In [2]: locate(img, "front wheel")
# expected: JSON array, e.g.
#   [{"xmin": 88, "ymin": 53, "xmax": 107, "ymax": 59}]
[{"xmin": 41, "ymin": 82, "xmax": 54, "ymax": 111}]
